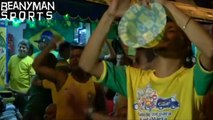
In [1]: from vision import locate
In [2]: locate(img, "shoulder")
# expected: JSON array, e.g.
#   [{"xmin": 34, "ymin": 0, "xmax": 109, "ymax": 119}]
[
  {"xmin": 126, "ymin": 66, "xmax": 144, "ymax": 75},
  {"xmin": 21, "ymin": 56, "xmax": 34, "ymax": 64},
  {"xmin": 8, "ymin": 55, "xmax": 18, "ymax": 63},
  {"xmin": 9, "ymin": 55, "xmax": 17, "ymax": 59}
]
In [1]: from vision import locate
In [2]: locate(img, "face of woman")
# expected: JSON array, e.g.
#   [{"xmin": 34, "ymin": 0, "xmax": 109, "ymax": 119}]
[{"xmin": 155, "ymin": 22, "xmax": 188, "ymax": 58}]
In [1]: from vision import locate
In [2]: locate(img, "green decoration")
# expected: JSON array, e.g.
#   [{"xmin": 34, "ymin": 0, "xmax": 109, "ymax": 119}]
[
  {"xmin": 38, "ymin": 19, "xmax": 46, "ymax": 26},
  {"xmin": 12, "ymin": 18, "xmax": 21, "ymax": 27},
  {"xmin": 66, "ymin": 21, "xmax": 71, "ymax": 27},
  {"xmin": 64, "ymin": 14, "xmax": 70, "ymax": 21},
  {"xmin": 27, "ymin": 19, "xmax": 36, "ymax": 28},
  {"xmin": 29, "ymin": 22, "xmax": 36, "ymax": 28}
]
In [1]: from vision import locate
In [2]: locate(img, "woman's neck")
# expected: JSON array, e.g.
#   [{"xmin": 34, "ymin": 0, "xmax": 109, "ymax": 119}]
[{"xmin": 154, "ymin": 57, "xmax": 183, "ymax": 78}]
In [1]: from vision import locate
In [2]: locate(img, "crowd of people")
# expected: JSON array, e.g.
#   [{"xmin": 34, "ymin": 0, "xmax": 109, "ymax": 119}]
[
  {"xmin": 3, "ymin": 29, "xmax": 130, "ymax": 119},
  {"xmin": 0, "ymin": 0, "xmax": 213, "ymax": 119}
]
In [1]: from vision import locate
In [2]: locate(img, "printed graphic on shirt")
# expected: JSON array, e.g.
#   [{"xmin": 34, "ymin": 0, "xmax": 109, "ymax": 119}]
[{"xmin": 133, "ymin": 85, "xmax": 180, "ymax": 119}]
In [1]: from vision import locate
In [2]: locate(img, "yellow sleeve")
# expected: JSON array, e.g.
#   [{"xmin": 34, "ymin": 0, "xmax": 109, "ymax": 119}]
[{"xmin": 92, "ymin": 61, "xmax": 107, "ymax": 83}]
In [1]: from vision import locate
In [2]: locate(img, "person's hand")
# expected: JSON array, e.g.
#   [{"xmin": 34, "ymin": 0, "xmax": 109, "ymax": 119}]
[
  {"xmin": 31, "ymin": 79, "xmax": 42, "ymax": 86},
  {"xmin": 44, "ymin": 104, "xmax": 56, "ymax": 120},
  {"xmin": 106, "ymin": 0, "xmax": 132, "ymax": 18}
]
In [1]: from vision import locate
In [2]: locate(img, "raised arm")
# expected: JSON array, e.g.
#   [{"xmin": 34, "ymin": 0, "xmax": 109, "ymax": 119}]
[
  {"xmin": 32, "ymin": 37, "xmax": 67, "ymax": 85},
  {"xmin": 160, "ymin": 1, "xmax": 213, "ymax": 70},
  {"xmin": 79, "ymin": 0, "xmax": 131, "ymax": 78}
]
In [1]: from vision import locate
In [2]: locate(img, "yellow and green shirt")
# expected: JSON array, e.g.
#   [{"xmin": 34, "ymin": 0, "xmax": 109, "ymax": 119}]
[
  {"xmin": 8, "ymin": 55, "xmax": 35, "ymax": 94},
  {"xmin": 97, "ymin": 59, "xmax": 213, "ymax": 120}
]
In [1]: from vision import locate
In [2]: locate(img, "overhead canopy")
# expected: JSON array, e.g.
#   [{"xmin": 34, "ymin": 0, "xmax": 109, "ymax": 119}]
[
  {"xmin": 173, "ymin": 2, "xmax": 213, "ymax": 22},
  {"xmin": 193, "ymin": 0, "xmax": 213, "ymax": 9},
  {"xmin": 54, "ymin": 0, "xmax": 108, "ymax": 21},
  {"xmin": 54, "ymin": 0, "xmax": 213, "ymax": 23}
]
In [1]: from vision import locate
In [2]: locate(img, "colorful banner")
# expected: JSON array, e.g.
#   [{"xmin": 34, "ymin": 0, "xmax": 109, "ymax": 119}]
[
  {"xmin": 28, "ymin": 28, "xmax": 64, "ymax": 49},
  {"xmin": 0, "ymin": 20, "xmax": 7, "ymax": 88}
]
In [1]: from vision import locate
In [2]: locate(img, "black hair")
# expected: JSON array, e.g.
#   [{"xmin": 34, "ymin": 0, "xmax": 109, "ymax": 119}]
[
  {"xmin": 18, "ymin": 40, "xmax": 30, "ymax": 49},
  {"xmin": 184, "ymin": 48, "xmax": 195, "ymax": 68},
  {"xmin": 59, "ymin": 41, "xmax": 71, "ymax": 53},
  {"xmin": 111, "ymin": 38, "xmax": 133, "ymax": 65},
  {"xmin": 38, "ymin": 53, "xmax": 57, "ymax": 80},
  {"xmin": 28, "ymin": 43, "xmax": 34, "ymax": 56},
  {"xmin": 166, "ymin": 16, "xmax": 174, "ymax": 23},
  {"xmin": 105, "ymin": 89, "xmax": 116, "ymax": 100},
  {"xmin": 111, "ymin": 38, "xmax": 125, "ymax": 55},
  {"xmin": 70, "ymin": 45, "xmax": 84, "ymax": 50}
]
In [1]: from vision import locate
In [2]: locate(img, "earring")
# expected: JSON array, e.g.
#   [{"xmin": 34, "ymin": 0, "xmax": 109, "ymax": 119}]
[
  {"xmin": 191, "ymin": 56, "xmax": 196, "ymax": 64},
  {"xmin": 186, "ymin": 57, "xmax": 190, "ymax": 62}
]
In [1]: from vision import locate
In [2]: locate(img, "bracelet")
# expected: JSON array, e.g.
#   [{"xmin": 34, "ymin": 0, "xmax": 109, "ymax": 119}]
[
  {"xmin": 182, "ymin": 18, "xmax": 191, "ymax": 30},
  {"xmin": 106, "ymin": 11, "xmax": 115, "ymax": 21}
]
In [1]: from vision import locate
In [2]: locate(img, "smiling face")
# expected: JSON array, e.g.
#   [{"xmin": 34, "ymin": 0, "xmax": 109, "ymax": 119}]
[{"xmin": 18, "ymin": 42, "xmax": 29, "ymax": 58}]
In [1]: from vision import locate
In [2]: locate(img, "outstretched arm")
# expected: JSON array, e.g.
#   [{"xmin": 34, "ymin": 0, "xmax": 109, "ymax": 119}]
[{"xmin": 79, "ymin": 0, "xmax": 131, "ymax": 78}]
